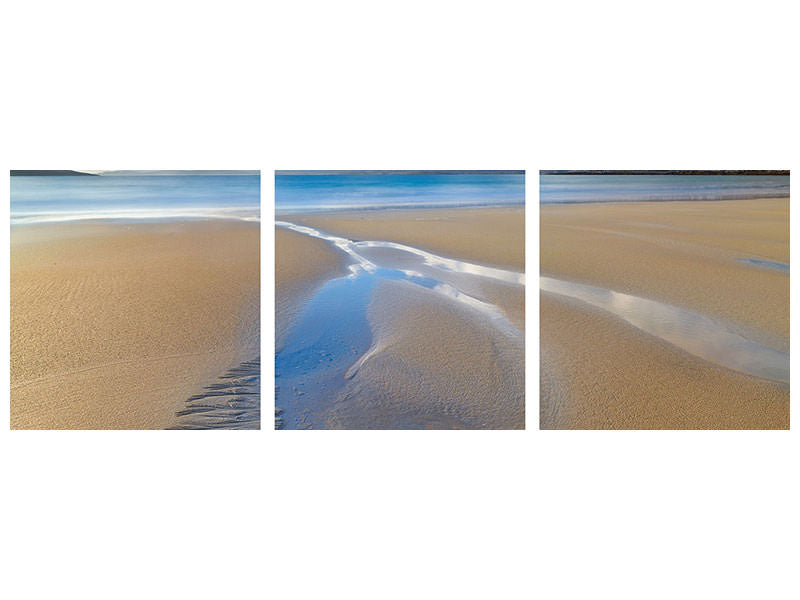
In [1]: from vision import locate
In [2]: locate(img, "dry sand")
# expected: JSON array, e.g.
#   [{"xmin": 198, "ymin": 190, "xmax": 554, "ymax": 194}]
[
  {"xmin": 540, "ymin": 198, "xmax": 789, "ymax": 429},
  {"xmin": 11, "ymin": 221, "xmax": 260, "ymax": 430}
]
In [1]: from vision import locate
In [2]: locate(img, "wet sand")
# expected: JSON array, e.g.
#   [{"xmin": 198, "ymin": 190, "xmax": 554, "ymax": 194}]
[
  {"xmin": 540, "ymin": 198, "xmax": 789, "ymax": 429},
  {"xmin": 275, "ymin": 227, "xmax": 350, "ymax": 347},
  {"xmin": 286, "ymin": 206, "xmax": 525, "ymax": 270},
  {"xmin": 541, "ymin": 199, "xmax": 789, "ymax": 347},
  {"xmin": 275, "ymin": 207, "xmax": 525, "ymax": 429},
  {"xmin": 541, "ymin": 295, "xmax": 788, "ymax": 429},
  {"xmin": 11, "ymin": 221, "xmax": 260, "ymax": 429},
  {"xmin": 327, "ymin": 279, "xmax": 524, "ymax": 429},
  {"xmin": 280, "ymin": 206, "xmax": 525, "ymax": 329}
]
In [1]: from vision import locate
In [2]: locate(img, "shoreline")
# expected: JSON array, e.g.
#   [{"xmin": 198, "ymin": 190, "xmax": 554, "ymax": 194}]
[
  {"xmin": 10, "ymin": 213, "xmax": 260, "ymax": 226},
  {"xmin": 275, "ymin": 201, "xmax": 524, "ymax": 216},
  {"xmin": 540, "ymin": 194, "xmax": 790, "ymax": 206}
]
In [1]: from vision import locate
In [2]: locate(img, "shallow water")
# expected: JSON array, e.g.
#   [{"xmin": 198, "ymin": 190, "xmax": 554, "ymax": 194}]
[
  {"xmin": 540, "ymin": 277, "xmax": 789, "ymax": 384},
  {"xmin": 738, "ymin": 258, "xmax": 790, "ymax": 273},
  {"xmin": 275, "ymin": 222, "xmax": 524, "ymax": 429}
]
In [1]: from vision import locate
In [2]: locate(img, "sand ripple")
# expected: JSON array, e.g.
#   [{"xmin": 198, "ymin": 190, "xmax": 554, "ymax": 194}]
[{"xmin": 170, "ymin": 358, "xmax": 260, "ymax": 429}]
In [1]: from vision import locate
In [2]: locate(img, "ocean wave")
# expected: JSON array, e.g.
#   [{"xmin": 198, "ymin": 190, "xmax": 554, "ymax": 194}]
[{"xmin": 11, "ymin": 207, "xmax": 261, "ymax": 225}]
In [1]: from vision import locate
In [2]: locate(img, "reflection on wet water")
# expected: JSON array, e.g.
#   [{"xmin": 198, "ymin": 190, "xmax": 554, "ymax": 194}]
[
  {"xmin": 540, "ymin": 277, "xmax": 789, "ymax": 384},
  {"xmin": 354, "ymin": 240, "xmax": 525, "ymax": 284},
  {"xmin": 276, "ymin": 267, "xmax": 520, "ymax": 429},
  {"xmin": 275, "ymin": 222, "xmax": 525, "ymax": 429},
  {"xmin": 737, "ymin": 258, "xmax": 789, "ymax": 273}
]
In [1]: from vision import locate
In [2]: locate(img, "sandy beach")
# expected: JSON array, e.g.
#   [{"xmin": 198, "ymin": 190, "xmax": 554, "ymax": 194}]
[
  {"xmin": 326, "ymin": 279, "xmax": 524, "ymax": 429},
  {"xmin": 275, "ymin": 206, "xmax": 525, "ymax": 429},
  {"xmin": 540, "ymin": 198, "xmax": 789, "ymax": 429},
  {"xmin": 291, "ymin": 206, "xmax": 525, "ymax": 270},
  {"xmin": 11, "ymin": 220, "xmax": 260, "ymax": 429},
  {"xmin": 283, "ymin": 207, "xmax": 526, "ymax": 329}
]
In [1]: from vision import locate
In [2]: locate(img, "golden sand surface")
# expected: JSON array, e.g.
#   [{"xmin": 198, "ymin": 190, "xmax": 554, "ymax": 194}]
[
  {"xmin": 540, "ymin": 295, "xmax": 789, "ymax": 429},
  {"xmin": 11, "ymin": 221, "xmax": 260, "ymax": 430},
  {"xmin": 275, "ymin": 208, "xmax": 526, "ymax": 429},
  {"xmin": 541, "ymin": 199, "xmax": 789, "ymax": 347},
  {"xmin": 274, "ymin": 227, "xmax": 349, "ymax": 347},
  {"xmin": 540, "ymin": 198, "xmax": 789, "ymax": 429},
  {"xmin": 286, "ymin": 206, "xmax": 525, "ymax": 270},
  {"xmin": 326, "ymin": 279, "xmax": 524, "ymax": 429}
]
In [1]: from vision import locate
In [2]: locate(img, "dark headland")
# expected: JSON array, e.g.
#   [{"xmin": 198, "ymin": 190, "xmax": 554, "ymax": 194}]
[
  {"xmin": 11, "ymin": 170, "xmax": 98, "ymax": 176},
  {"xmin": 540, "ymin": 170, "xmax": 788, "ymax": 176}
]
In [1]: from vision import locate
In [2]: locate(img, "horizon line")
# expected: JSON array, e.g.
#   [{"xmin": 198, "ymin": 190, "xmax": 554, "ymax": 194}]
[
  {"xmin": 540, "ymin": 170, "xmax": 789, "ymax": 176},
  {"xmin": 275, "ymin": 170, "xmax": 525, "ymax": 175}
]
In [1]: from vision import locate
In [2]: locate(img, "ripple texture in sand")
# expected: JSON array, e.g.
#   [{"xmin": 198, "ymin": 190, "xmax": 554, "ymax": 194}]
[{"xmin": 170, "ymin": 358, "xmax": 260, "ymax": 429}]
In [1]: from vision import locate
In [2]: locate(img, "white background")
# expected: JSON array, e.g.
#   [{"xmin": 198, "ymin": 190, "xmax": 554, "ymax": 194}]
[{"xmin": 1, "ymin": 1, "xmax": 797, "ymax": 598}]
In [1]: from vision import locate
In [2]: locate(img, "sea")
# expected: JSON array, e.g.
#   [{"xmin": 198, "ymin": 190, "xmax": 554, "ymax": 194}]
[
  {"xmin": 10, "ymin": 172, "xmax": 260, "ymax": 224},
  {"xmin": 540, "ymin": 174, "xmax": 789, "ymax": 204},
  {"xmin": 275, "ymin": 171, "xmax": 525, "ymax": 213}
]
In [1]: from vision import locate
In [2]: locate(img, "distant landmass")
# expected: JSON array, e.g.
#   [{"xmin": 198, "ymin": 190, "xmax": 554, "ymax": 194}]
[
  {"xmin": 541, "ymin": 170, "xmax": 789, "ymax": 176},
  {"xmin": 11, "ymin": 170, "xmax": 98, "ymax": 176},
  {"xmin": 11, "ymin": 170, "xmax": 260, "ymax": 177}
]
